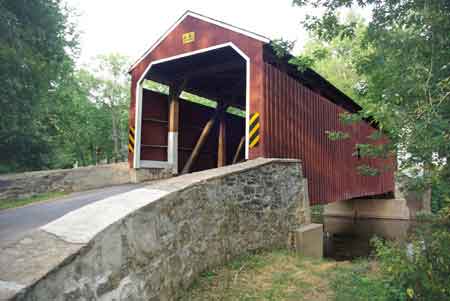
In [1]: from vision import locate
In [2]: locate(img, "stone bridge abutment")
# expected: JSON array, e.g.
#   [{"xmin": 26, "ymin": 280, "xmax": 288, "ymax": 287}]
[{"xmin": 0, "ymin": 158, "xmax": 317, "ymax": 300}]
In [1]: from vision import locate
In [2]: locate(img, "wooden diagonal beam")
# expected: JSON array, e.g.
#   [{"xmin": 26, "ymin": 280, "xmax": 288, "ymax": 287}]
[
  {"xmin": 232, "ymin": 136, "xmax": 245, "ymax": 164},
  {"xmin": 181, "ymin": 104, "xmax": 228, "ymax": 174}
]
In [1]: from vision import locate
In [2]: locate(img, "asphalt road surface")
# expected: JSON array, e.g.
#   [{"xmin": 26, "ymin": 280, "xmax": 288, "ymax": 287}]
[{"xmin": 0, "ymin": 183, "xmax": 144, "ymax": 248}]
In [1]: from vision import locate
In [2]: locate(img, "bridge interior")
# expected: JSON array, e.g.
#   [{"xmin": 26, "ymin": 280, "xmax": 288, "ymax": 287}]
[{"xmin": 140, "ymin": 46, "xmax": 248, "ymax": 173}]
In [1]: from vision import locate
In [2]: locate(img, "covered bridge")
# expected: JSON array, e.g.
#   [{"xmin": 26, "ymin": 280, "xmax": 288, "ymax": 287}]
[{"xmin": 127, "ymin": 11, "xmax": 395, "ymax": 204}]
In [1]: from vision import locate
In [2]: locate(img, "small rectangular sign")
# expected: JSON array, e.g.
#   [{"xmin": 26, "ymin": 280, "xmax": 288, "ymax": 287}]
[{"xmin": 182, "ymin": 32, "xmax": 195, "ymax": 44}]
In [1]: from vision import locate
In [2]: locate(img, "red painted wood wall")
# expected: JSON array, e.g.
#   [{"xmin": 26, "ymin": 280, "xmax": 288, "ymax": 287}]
[
  {"xmin": 263, "ymin": 63, "xmax": 395, "ymax": 204},
  {"xmin": 129, "ymin": 15, "xmax": 266, "ymax": 166},
  {"xmin": 129, "ymin": 13, "xmax": 396, "ymax": 204}
]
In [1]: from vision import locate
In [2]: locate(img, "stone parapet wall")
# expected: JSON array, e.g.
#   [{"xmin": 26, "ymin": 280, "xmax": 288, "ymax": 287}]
[
  {"xmin": 0, "ymin": 163, "xmax": 171, "ymax": 201},
  {"xmin": 0, "ymin": 158, "xmax": 309, "ymax": 300}
]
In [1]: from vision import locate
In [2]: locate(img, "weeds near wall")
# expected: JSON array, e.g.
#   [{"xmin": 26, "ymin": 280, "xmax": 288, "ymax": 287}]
[{"xmin": 334, "ymin": 207, "xmax": 450, "ymax": 301}]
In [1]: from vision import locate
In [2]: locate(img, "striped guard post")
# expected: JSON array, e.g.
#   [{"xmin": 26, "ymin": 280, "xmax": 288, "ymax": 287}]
[
  {"xmin": 249, "ymin": 112, "xmax": 260, "ymax": 148},
  {"xmin": 128, "ymin": 126, "xmax": 135, "ymax": 153}
]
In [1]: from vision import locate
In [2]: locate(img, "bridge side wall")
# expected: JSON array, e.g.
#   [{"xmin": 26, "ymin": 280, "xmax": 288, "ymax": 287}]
[
  {"xmin": 0, "ymin": 163, "xmax": 170, "ymax": 202},
  {"xmin": 263, "ymin": 63, "xmax": 396, "ymax": 204},
  {"xmin": 2, "ymin": 159, "xmax": 309, "ymax": 300}
]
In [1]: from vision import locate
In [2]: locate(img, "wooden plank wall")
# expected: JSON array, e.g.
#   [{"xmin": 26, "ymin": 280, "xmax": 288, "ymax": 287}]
[
  {"xmin": 141, "ymin": 89, "xmax": 245, "ymax": 172},
  {"xmin": 263, "ymin": 63, "xmax": 395, "ymax": 204}
]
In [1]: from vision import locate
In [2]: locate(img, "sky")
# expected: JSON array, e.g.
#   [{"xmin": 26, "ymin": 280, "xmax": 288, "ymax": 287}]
[
  {"xmin": 69, "ymin": 0, "xmax": 370, "ymax": 66},
  {"xmin": 69, "ymin": 0, "xmax": 322, "ymax": 65}
]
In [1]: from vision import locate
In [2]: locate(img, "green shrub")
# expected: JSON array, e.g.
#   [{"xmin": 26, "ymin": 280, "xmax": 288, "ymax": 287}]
[
  {"xmin": 333, "ymin": 207, "xmax": 450, "ymax": 301},
  {"xmin": 332, "ymin": 260, "xmax": 395, "ymax": 301},
  {"xmin": 431, "ymin": 174, "xmax": 450, "ymax": 213},
  {"xmin": 373, "ymin": 207, "xmax": 450, "ymax": 300}
]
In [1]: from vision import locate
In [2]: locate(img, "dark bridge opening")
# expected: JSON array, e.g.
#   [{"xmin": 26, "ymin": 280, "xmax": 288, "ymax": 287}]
[{"xmin": 138, "ymin": 45, "xmax": 248, "ymax": 173}]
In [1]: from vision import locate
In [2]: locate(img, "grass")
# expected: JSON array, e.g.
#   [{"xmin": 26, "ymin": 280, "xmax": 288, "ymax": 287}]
[
  {"xmin": 0, "ymin": 191, "xmax": 67, "ymax": 210},
  {"xmin": 181, "ymin": 249, "xmax": 378, "ymax": 301},
  {"xmin": 311, "ymin": 205, "xmax": 325, "ymax": 223}
]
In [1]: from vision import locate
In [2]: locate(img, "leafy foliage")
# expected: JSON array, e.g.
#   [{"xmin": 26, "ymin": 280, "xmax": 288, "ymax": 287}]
[
  {"xmin": 356, "ymin": 164, "xmax": 381, "ymax": 176},
  {"xmin": 355, "ymin": 143, "xmax": 390, "ymax": 159},
  {"xmin": 82, "ymin": 53, "xmax": 131, "ymax": 163},
  {"xmin": 430, "ymin": 166, "xmax": 450, "ymax": 212},
  {"xmin": 48, "ymin": 58, "xmax": 131, "ymax": 168},
  {"xmin": 270, "ymin": 38, "xmax": 295, "ymax": 58},
  {"xmin": 300, "ymin": 15, "xmax": 369, "ymax": 102},
  {"xmin": 333, "ymin": 207, "xmax": 450, "ymax": 301},
  {"xmin": 373, "ymin": 208, "xmax": 450, "ymax": 300},
  {"xmin": 0, "ymin": 1, "xmax": 132, "ymax": 173},
  {"xmin": 325, "ymin": 130, "xmax": 350, "ymax": 141},
  {"xmin": 0, "ymin": 0, "xmax": 78, "ymax": 172},
  {"xmin": 288, "ymin": 0, "xmax": 450, "ymax": 198},
  {"xmin": 332, "ymin": 260, "xmax": 394, "ymax": 301}
]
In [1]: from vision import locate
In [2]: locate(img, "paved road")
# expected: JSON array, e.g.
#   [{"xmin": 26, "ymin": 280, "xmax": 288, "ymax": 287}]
[{"xmin": 0, "ymin": 183, "xmax": 144, "ymax": 248}]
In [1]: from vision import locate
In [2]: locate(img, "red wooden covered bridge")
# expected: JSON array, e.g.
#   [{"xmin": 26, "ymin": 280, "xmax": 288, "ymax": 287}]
[{"xmin": 127, "ymin": 11, "xmax": 395, "ymax": 205}]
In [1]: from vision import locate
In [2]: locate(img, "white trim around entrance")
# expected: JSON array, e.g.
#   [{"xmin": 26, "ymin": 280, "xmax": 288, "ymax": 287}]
[{"xmin": 133, "ymin": 42, "xmax": 250, "ymax": 170}]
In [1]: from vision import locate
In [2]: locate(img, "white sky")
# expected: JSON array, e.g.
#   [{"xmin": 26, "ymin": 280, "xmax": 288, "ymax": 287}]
[{"xmin": 69, "ymin": 0, "xmax": 370, "ymax": 65}]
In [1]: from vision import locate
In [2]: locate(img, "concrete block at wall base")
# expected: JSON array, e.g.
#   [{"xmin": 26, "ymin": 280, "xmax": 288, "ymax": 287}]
[
  {"xmin": 396, "ymin": 182, "xmax": 431, "ymax": 215},
  {"xmin": 324, "ymin": 198, "xmax": 411, "ymax": 220},
  {"xmin": 293, "ymin": 223, "xmax": 323, "ymax": 259},
  {"xmin": 129, "ymin": 168, "xmax": 173, "ymax": 183}
]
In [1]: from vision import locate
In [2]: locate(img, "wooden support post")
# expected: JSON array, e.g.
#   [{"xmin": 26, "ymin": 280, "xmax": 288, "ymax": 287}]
[
  {"xmin": 217, "ymin": 111, "xmax": 227, "ymax": 167},
  {"xmin": 232, "ymin": 136, "xmax": 245, "ymax": 164},
  {"xmin": 182, "ymin": 105, "xmax": 227, "ymax": 174},
  {"xmin": 168, "ymin": 80, "xmax": 186, "ymax": 174},
  {"xmin": 168, "ymin": 90, "xmax": 180, "ymax": 132}
]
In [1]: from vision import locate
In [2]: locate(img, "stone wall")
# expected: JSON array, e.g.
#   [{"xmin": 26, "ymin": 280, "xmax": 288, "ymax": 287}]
[
  {"xmin": 0, "ymin": 163, "xmax": 171, "ymax": 201},
  {"xmin": 323, "ymin": 182, "xmax": 431, "ymax": 220},
  {"xmin": 0, "ymin": 158, "xmax": 309, "ymax": 300}
]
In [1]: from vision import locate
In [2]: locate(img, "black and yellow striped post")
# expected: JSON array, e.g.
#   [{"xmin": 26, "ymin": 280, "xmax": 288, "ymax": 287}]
[
  {"xmin": 128, "ymin": 126, "xmax": 135, "ymax": 154},
  {"xmin": 249, "ymin": 112, "xmax": 260, "ymax": 148}
]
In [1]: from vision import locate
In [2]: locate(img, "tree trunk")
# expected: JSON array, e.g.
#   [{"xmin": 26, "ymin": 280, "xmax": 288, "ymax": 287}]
[
  {"xmin": 423, "ymin": 162, "xmax": 433, "ymax": 213},
  {"xmin": 111, "ymin": 106, "xmax": 120, "ymax": 163}
]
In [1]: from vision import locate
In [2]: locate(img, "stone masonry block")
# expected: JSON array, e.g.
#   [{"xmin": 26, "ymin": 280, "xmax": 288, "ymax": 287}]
[{"xmin": 293, "ymin": 223, "xmax": 323, "ymax": 259}]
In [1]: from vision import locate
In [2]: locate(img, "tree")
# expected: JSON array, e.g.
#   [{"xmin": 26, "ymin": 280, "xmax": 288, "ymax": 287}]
[
  {"xmin": 0, "ymin": 1, "xmax": 132, "ymax": 173},
  {"xmin": 300, "ymin": 14, "xmax": 368, "ymax": 103},
  {"xmin": 48, "ymin": 69, "xmax": 112, "ymax": 168},
  {"xmin": 47, "ymin": 54, "xmax": 132, "ymax": 169},
  {"xmin": 83, "ymin": 54, "xmax": 131, "ymax": 163},
  {"xmin": 287, "ymin": 0, "xmax": 450, "ymax": 197},
  {"xmin": 0, "ymin": 0, "xmax": 78, "ymax": 172}
]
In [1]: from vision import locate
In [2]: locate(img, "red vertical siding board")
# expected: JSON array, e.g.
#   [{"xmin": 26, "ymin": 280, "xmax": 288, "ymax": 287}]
[
  {"xmin": 295, "ymin": 79, "xmax": 300, "ymax": 162},
  {"xmin": 270, "ymin": 67, "xmax": 275, "ymax": 156},
  {"xmin": 263, "ymin": 63, "xmax": 395, "ymax": 204},
  {"xmin": 131, "ymin": 16, "xmax": 394, "ymax": 205},
  {"xmin": 292, "ymin": 80, "xmax": 296, "ymax": 158},
  {"xmin": 283, "ymin": 70, "xmax": 288, "ymax": 158},
  {"xmin": 287, "ymin": 74, "xmax": 292, "ymax": 158}
]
